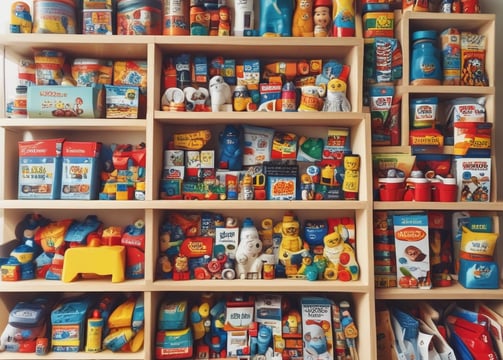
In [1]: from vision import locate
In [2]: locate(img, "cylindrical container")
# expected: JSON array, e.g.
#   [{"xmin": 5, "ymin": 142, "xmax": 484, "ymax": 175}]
[
  {"xmin": 85, "ymin": 310, "xmax": 104, "ymax": 352},
  {"xmin": 12, "ymin": 85, "xmax": 28, "ymax": 118},
  {"xmin": 281, "ymin": 81, "xmax": 296, "ymax": 112},
  {"xmin": 378, "ymin": 178, "xmax": 405, "ymax": 201},
  {"xmin": 404, "ymin": 178, "xmax": 432, "ymax": 201},
  {"xmin": 163, "ymin": 0, "xmax": 190, "ymax": 35},
  {"xmin": 117, "ymin": 0, "xmax": 162, "ymax": 35},
  {"xmin": 233, "ymin": 0, "xmax": 254, "ymax": 36},
  {"xmin": 34, "ymin": 49, "xmax": 65, "ymax": 85},
  {"xmin": 72, "ymin": 58, "xmax": 113, "ymax": 86},
  {"xmin": 233, "ymin": 85, "xmax": 251, "ymax": 111},
  {"xmin": 18, "ymin": 59, "xmax": 36, "ymax": 86},
  {"xmin": 10, "ymin": 1, "xmax": 32, "ymax": 33},
  {"xmin": 433, "ymin": 177, "xmax": 457, "ymax": 202},
  {"xmin": 33, "ymin": 0, "xmax": 76, "ymax": 34},
  {"xmin": 410, "ymin": 30, "xmax": 442, "ymax": 85}
]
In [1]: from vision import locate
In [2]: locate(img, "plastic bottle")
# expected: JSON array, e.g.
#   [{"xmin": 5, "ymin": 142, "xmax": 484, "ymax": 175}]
[
  {"xmin": 12, "ymin": 85, "xmax": 27, "ymax": 118},
  {"xmin": 281, "ymin": 81, "xmax": 297, "ymax": 112},
  {"xmin": 233, "ymin": 0, "xmax": 254, "ymax": 36},
  {"xmin": 85, "ymin": 309, "xmax": 104, "ymax": 352},
  {"xmin": 410, "ymin": 30, "xmax": 442, "ymax": 85}
]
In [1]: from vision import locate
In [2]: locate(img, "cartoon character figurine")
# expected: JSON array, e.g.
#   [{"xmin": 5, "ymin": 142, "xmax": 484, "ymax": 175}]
[
  {"xmin": 209, "ymin": 75, "xmax": 232, "ymax": 111},
  {"xmin": 332, "ymin": 0, "xmax": 355, "ymax": 37},
  {"xmin": 313, "ymin": 0, "xmax": 331, "ymax": 37},
  {"xmin": 322, "ymin": 78, "xmax": 351, "ymax": 112},
  {"xmin": 292, "ymin": 0, "xmax": 314, "ymax": 37},
  {"xmin": 218, "ymin": 124, "xmax": 243, "ymax": 170},
  {"xmin": 322, "ymin": 223, "xmax": 359, "ymax": 281},
  {"xmin": 259, "ymin": 0, "xmax": 294, "ymax": 36},
  {"xmin": 274, "ymin": 212, "xmax": 309, "ymax": 275},
  {"xmin": 235, "ymin": 218, "xmax": 264, "ymax": 279}
]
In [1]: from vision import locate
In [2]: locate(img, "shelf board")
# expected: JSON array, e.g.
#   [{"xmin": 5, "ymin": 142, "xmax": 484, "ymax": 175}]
[
  {"xmin": 402, "ymin": 11, "xmax": 495, "ymax": 31},
  {"xmin": 150, "ymin": 278, "xmax": 371, "ymax": 293},
  {"xmin": 373, "ymin": 201, "xmax": 503, "ymax": 211},
  {"xmin": 0, "ymin": 118, "xmax": 147, "ymax": 131},
  {"xmin": 155, "ymin": 111, "xmax": 366, "ymax": 127},
  {"xmin": 1, "ymin": 34, "xmax": 150, "ymax": 59},
  {"xmin": 0, "ymin": 278, "xmax": 146, "ymax": 293},
  {"xmin": 376, "ymin": 281, "xmax": 503, "ymax": 300},
  {"xmin": 0, "ymin": 351, "xmax": 145, "ymax": 360},
  {"xmin": 153, "ymin": 35, "xmax": 363, "ymax": 59},
  {"xmin": 402, "ymin": 85, "xmax": 495, "ymax": 96}
]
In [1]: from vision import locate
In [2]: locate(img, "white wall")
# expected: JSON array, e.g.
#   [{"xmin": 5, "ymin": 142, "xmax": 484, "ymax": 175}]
[{"xmin": 0, "ymin": 2, "xmax": 501, "ymax": 197}]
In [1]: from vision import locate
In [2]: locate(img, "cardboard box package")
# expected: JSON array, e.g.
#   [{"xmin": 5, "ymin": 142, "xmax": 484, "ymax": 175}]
[{"xmin": 453, "ymin": 157, "xmax": 491, "ymax": 202}]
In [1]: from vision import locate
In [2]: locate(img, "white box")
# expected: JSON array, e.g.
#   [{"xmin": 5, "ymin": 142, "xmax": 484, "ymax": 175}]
[{"xmin": 453, "ymin": 157, "xmax": 491, "ymax": 202}]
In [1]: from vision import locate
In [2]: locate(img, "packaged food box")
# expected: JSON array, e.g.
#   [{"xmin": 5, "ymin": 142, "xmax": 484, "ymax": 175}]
[
  {"xmin": 27, "ymin": 85, "xmax": 104, "ymax": 118},
  {"xmin": 60, "ymin": 141, "xmax": 102, "ymax": 200},
  {"xmin": 18, "ymin": 138, "xmax": 64, "ymax": 199},
  {"xmin": 105, "ymin": 85, "xmax": 139, "ymax": 118},
  {"xmin": 453, "ymin": 157, "xmax": 491, "ymax": 202},
  {"xmin": 301, "ymin": 296, "xmax": 334, "ymax": 359},
  {"xmin": 393, "ymin": 213, "xmax": 431, "ymax": 289}
]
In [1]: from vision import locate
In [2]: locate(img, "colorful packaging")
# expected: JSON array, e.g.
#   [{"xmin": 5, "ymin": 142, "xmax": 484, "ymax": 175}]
[
  {"xmin": 18, "ymin": 138, "xmax": 64, "ymax": 200},
  {"xmin": 83, "ymin": 9, "xmax": 113, "ymax": 34},
  {"xmin": 51, "ymin": 298, "xmax": 90, "ymax": 352},
  {"xmin": 362, "ymin": 11, "xmax": 394, "ymax": 38},
  {"xmin": 60, "ymin": 141, "xmax": 101, "ymax": 200},
  {"xmin": 105, "ymin": 85, "xmax": 140, "ymax": 119},
  {"xmin": 461, "ymin": 32, "xmax": 489, "ymax": 86},
  {"xmin": 33, "ymin": 0, "xmax": 76, "ymax": 34},
  {"xmin": 393, "ymin": 213, "xmax": 431, "ymax": 289},
  {"xmin": 301, "ymin": 296, "xmax": 334, "ymax": 360},
  {"xmin": 117, "ymin": 0, "xmax": 163, "ymax": 35},
  {"xmin": 27, "ymin": 85, "xmax": 104, "ymax": 118},
  {"xmin": 441, "ymin": 28, "xmax": 461, "ymax": 85},
  {"xmin": 453, "ymin": 157, "xmax": 491, "ymax": 202}
]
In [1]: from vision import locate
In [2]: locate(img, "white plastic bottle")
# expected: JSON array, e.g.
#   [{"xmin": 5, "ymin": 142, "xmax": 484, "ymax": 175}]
[{"xmin": 233, "ymin": 0, "xmax": 254, "ymax": 36}]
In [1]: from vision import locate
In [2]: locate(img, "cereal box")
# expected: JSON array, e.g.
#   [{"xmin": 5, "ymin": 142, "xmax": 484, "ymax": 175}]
[
  {"xmin": 301, "ymin": 296, "xmax": 334, "ymax": 360},
  {"xmin": 18, "ymin": 138, "xmax": 64, "ymax": 199},
  {"xmin": 393, "ymin": 213, "xmax": 431, "ymax": 289},
  {"xmin": 453, "ymin": 157, "xmax": 491, "ymax": 202},
  {"xmin": 105, "ymin": 85, "xmax": 139, "ymax": 119},
  {"xmin": 60, "ymin": 141, "xmax": 101, "ymax": 200}
]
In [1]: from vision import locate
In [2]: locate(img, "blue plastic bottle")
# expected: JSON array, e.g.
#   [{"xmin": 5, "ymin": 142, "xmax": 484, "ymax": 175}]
[
  {"xmin": 410, "ymin": 30, "xmax": 442, "ymax": 85},
  {"xmin": 258, "ymin": 0, "xmax": 293, "ymax": 36}
]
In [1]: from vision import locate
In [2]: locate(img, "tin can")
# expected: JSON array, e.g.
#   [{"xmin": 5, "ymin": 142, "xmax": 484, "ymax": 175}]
[
  {"xmin": 163, "ymin": 0, "xmax": 190, "ymax": 35},
  {"xmin": 34, "ymin": 49, "xmax": 65, "ymax": 85},
  {"xmin": 33, "ymin": 0, "xmax": 76, "ymax": 34},
  {"xmin": 117, "ymin": 0, "xmax": 163, "ymax": 35}
]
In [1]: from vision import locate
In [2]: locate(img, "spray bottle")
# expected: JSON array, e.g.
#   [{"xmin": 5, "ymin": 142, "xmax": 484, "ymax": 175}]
[{"xmin": 233, "ymin": 0, "xmax": 254, "ymax": 36}]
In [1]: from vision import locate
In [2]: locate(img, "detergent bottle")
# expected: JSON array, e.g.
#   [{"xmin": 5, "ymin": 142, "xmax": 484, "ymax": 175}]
[
  {"xmin": 258, "ymin": 0, "xmax": 294, "ymax": 36},
  {"xmin": 233, "ymin": 0, "xmax": 254, "ymax": 35}
]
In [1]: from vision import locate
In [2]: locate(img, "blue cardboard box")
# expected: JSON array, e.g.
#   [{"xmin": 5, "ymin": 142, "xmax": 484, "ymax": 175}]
[{"xmin": 18, "ymin": 138, "xmax": 64, "ymax": 199}]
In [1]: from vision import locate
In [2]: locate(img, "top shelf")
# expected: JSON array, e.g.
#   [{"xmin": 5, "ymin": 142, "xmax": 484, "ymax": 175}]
[{"xmin": 0, "ymin": 34, "xmax": 363, "ymax": 60}]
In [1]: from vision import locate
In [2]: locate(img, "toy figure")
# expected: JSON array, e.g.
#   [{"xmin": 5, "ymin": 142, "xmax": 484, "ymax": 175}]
[
  {"xmin": 235, "ymin": 218, "xmax": 264, "ymax": 279},
  {"xmin": 183, "ymin": 87, "xmax": 210, "ymax": 111},
  {"xmin": 322, "ymin": 223, "xmax": 359, "ymax": 281},
  {"xmin": 313, "ymin": 0, "xmax": 331, "ymax": 37},
  {"xmin": 298, "ymin": 85, "xmax": 324, "ymax": 111},
  {"xmin": 292, "ymin": 0, "xmax": 314, "ymax": 37},
  {"xmin": 173, "ymin": 255, "xmax": 190, "ymax": 280},
  {"xmin": 259, "ymin": 0, "xmax": 294, "ymax": 36},
  {"xmin": 218, "ymin": 6, "xmax": 231, "ymax": 35},
  {"xmin": 274, "ymin": 212, "xmax": 309, "ymax": 275},
  {"xmin": 209, "ymin": 75, "xmax": 232, "ymax": 111},
  {"xmin": 218, "ymin": 124, "xmax": 243, "ymax": 170},
  {"xmin": 322, "ymin": 78, "xmax": 351, "ymax": 112}
]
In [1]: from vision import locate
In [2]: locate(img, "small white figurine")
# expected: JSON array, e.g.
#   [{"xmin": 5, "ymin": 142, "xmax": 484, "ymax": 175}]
[
  {"xmin": 322, "ymin": 78, "xmax": 351, "ymax": 112},
  {"xmin": 235, "ymin": 218, "xmax": 264, "ymax": 279},
  {"xmin": 209, "ymin": 75, "xmax": 232, "ymax": 112}
]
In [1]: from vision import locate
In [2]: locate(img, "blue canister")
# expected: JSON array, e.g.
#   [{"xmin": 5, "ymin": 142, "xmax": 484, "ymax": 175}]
[{"xmin": 410, "ymin": 30, "xmax": 442, "ymax": 85}]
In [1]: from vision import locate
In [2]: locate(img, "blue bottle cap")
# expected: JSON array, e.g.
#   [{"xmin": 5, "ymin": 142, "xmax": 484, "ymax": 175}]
[{"xmin": 412, "ymin": 30, "xmax": 438, "ymax": 42}]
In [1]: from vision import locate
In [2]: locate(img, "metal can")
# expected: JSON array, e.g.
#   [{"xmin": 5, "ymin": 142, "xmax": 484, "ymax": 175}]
[
  {"xmin": 33, "ymin": 0, "xmax": 76, "ymax": 34},
  {"xmin": 117, "ymin": 0, "xmax": 163, "ymax": 35},
  {"xmin": 163, "ymin": 0, "xmax": 190, "ymax": 35},
  {"xmin": 233, "ymin": 85, "xmax": 251, "ymax": 111}
]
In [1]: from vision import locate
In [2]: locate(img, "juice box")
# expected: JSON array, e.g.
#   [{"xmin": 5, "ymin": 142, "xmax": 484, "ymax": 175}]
[
  {"xmin": 453, "ymin": 157, "xmax": 491, "ymax": 202},
  {"xmin": 60, "ymin": 141, "xmax": 101, "ymax": 200},
  {"xmin": 301, "ymin": 296, "xmax": 334, "ymax": 360},
  {"xmin": 18, "ymin": 138, "xmax": 64, "ymax": 199},
  {"xmin": 393, "ymin": 213, "xmax": 431, "ymax": 289}
]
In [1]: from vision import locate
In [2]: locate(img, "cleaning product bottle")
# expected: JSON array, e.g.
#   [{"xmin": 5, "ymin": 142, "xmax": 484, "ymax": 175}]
[
  {"xmin": 258, "ymin": 0, "xmax": 293, "ymax": 37},
  {"xmin": 85, "ymin": 309, "xmax": 104, "ymax": 352},
  {"xmin": 233, "ymin": 0, "xmax": 254, "ymax": 36}
]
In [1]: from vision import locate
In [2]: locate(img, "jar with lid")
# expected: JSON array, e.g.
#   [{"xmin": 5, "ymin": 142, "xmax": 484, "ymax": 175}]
[
  {"xmin": 12, "ymin": 85, "xmax": 28, "ymax": 118},
  {"xmin": 410, "ymin": 30, "xmax": 442, "ymax": 85}
]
